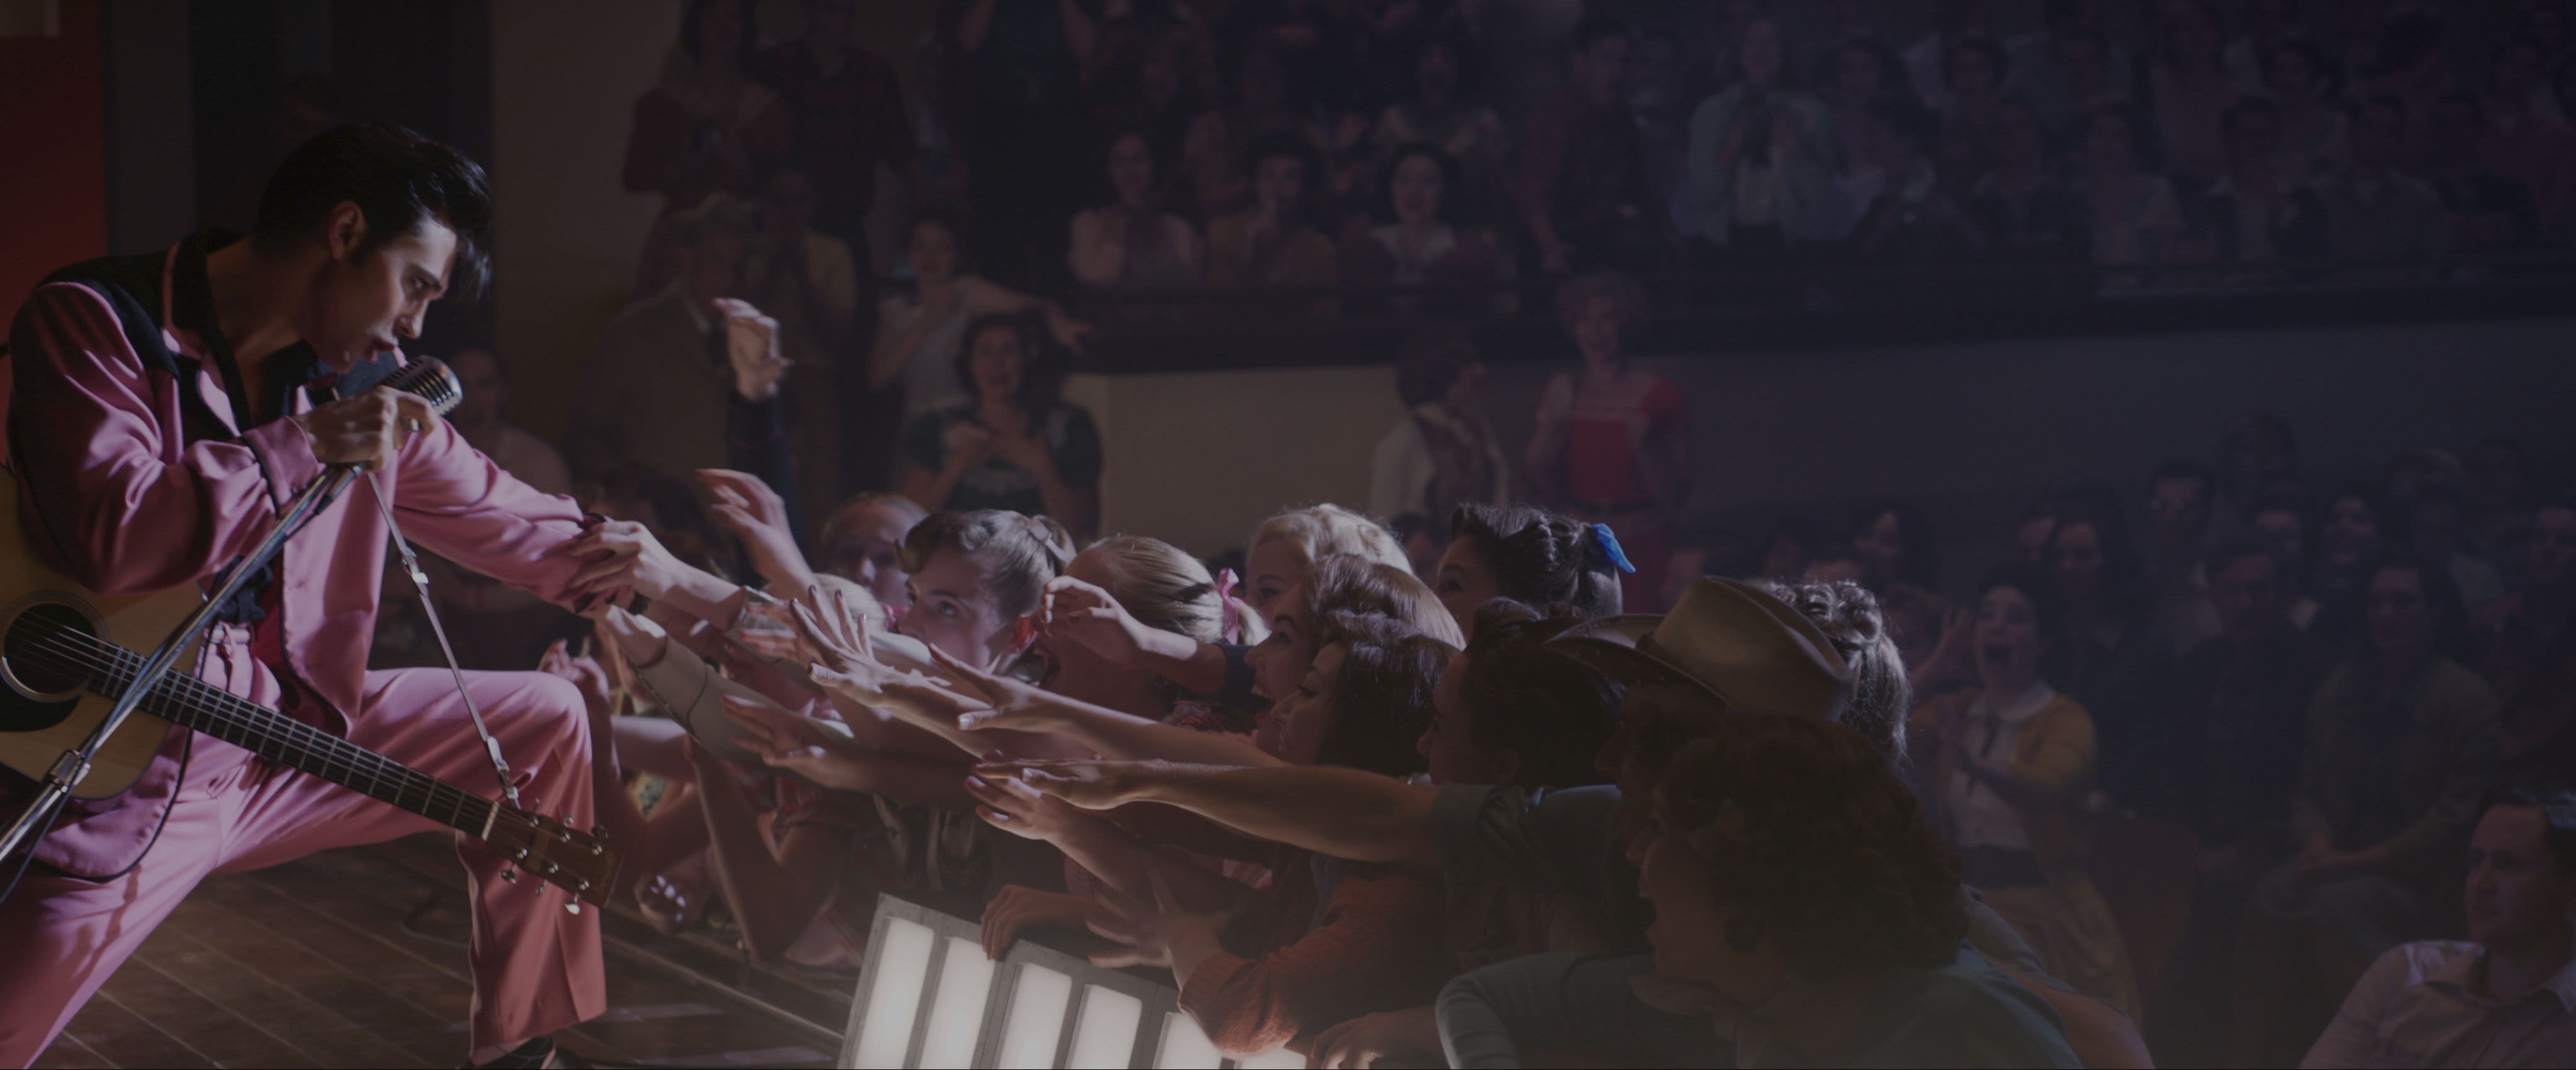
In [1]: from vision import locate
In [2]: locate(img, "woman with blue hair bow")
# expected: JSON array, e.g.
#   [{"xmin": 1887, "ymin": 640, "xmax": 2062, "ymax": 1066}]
[{"xmin": 1430, "ymin": 504, "xmax": 1634, "ymax": 639}]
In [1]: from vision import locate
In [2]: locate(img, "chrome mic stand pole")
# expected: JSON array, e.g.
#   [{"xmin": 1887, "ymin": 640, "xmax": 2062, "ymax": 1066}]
[{"xmin": 0, "ymin": 465, "xmax": 360, "ymax": 866}]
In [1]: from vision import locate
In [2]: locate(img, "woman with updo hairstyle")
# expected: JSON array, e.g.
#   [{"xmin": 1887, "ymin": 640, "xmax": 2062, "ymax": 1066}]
[
  {"xmin": 1243, "ymin": 504, "xmax": 1414, "ymax": 615},
  {"xmin": 1435, "ymin": 504, "xmax": 1626, "ymax": 637},
  {"xmin": 1760, "ymin": 578, "xmax": 1909, "ymax": 768},
  {"xmin": 1435, "ymin": 715, "xmax": 2080, "ymax": 1067},
  {"xmin": 896, "ymin": 510, "xmax": 1077, "ymax": 672},
  {"xmin": 1041, "ymin": 534, "xmax": 1266, "ymax": 724}
]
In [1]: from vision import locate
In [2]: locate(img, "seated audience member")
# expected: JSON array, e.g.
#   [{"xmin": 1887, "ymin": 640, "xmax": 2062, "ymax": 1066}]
[
  {"xmin": 2261, "ymin": 38, "xmax": 2350, "ymax": 185},
  {"xmin": 2035, "ymin": 26, "xmax": 2131, "ymax": 140},
  {"xmin": 1965, "ymin": 95, "xmax": 2089, "ymax": 265},
  {"xmin": 1437, "ymin": 715, "xmax": 2084, "ymax": 1068},
  {"xmin": 1850, "ymin": 501, "xmax": 1939, "ymax": 596},
  {"xmin": 2146, "ymin": 535, "xmax": 2342, "ymax": 1061},
  {"xmin": 2411, "ymin": 483, "xmax": 2508, "ymax": 613},
  {"xmin": 1527, "ymin": 272, "xmax": 1689, "ymax": 614},
  {"xmin": 2477, "ymin": 499, "xmax": 2576, "ymax": 786},
  {"xmin": 1937, "ymin": 35, "xmax": 2014, "ymax": 162},
  {"xmin": 2310, "ymin": 483, "xmax": 2391, "ymax": 651},
  {"xmin": 1069, "ymin": 128, "xmax": 1204, "ymax": 291},
  {"xmin": 566, "ymin": 199, "xmax": 786, "ymax": 485},
  {"xmin": 2317, "ymin": 96, "xmax": 2451, "ymax": 274},
  {"xmin": 2300, "ymin": 785, "xmax": 2576, "ymax": 1069},
  {"xmin": 1518, "ymin": 14, "xmax": 1660, "ymax": 274},
  {"xmin": 2218, "ymin": 408, "xmax": 2302, "ymax": 529},
  {"xmin": 2248, "ymin": 495, "xmax": 2323, "ymax": 629},
  {"xmin": 1846, "ymin": 100, "xmax": 1986, "ymax": 265},
  {"xmin": 2074, "ymin": 106, "xmax": 2186, "ymax": 279},
  {"xmin": 2017, "ymin": 502, "xmax": 2062, "ymax": 567},
  {"xmin": 1432, "ymin": 504, "xmax": 1626, "ymax": 636},
  {"xmin": 2238, "ymin": 558, "xmax": 2502, "ymax": 1057},
  {"xmin": 1339, "ymin": 143, "xmax": 1507, "ymax": 306},
  {"xmin": 2476, "ymin": 36, "xmax": 2576, "ymax": 236},
  {"xmin": 1178, "ymin": 40, "xmax": 1309, "ymax": 221},
  {"xmin": 899, "ymin": 312, "xmax": 1102, "ymax": 536},
  {"xmin": 2467, "ymin": 438, "xmax": 2533, "ymax": 578},
  {"xmin": 1680, "ymin": 14, "xmax": 1845, "ymax": 262},
  {"xmin": 867, "ymin": 208, "xmax": 1089, "ymax": 427},
  {"xmin": 1204, "ymin": 133, "xmax": 1338, "ymax": 292},
  {"xmin": 1912, "ymin": 565, "xmax": 2144, "ymax": 1018},
  {"xmin": 1369, "ymin": 327, "xmax": 1513, "ymax": 524},
  {"xmin": 2422, "ymin": 93, "xmax": 2543, "ymax": 256},
  {"xmin": 2034, "ymin": 505, "xmax": 2172, "ymax": 805},
  {"xmin": 2145, "ymin": 458, "xmax": 2224, "ymax": 654},
  {"xmin": 2186, "ymin": 96, "xmax": 2330, "ymax": 269},
  {"xmin": 1372, "ymin": 34, "xmax": 1512, "ymax": 229},
  {"xmin": 2143, "ymin": 1, "xmax": 2244, "ymax": 188}
]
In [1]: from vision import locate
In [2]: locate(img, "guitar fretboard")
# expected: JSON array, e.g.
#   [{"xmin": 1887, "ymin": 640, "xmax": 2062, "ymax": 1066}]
[{"xmin": 83, "ymin": 641, "xmax": 497, "ymax": 834}]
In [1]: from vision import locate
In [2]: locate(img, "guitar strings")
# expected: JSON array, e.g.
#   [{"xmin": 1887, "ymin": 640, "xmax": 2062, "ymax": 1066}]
[
  {"xmin": 10, "ymin": 629, "xmax": 500, "ymax": 831},
  {"xmin": 13, "ymin": 629, "xmax": 593, "ymax": 873}
]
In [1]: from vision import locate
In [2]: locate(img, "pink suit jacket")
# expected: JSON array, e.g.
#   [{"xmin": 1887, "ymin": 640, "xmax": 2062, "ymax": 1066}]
[{"xmin": 3, "ymin": 233, "xmax": 596, "ymax": 878}]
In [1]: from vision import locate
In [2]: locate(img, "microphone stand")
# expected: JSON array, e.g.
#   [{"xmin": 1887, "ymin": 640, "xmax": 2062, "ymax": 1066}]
[{"xmin": 0, "ymin": 465, "xmax": 360, "ymax": 866}]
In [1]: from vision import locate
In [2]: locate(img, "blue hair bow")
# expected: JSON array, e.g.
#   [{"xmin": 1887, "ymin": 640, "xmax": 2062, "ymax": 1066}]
[{"xmin": 1590, "ymin": 523, "xmax": 1638, "ymax": 575}]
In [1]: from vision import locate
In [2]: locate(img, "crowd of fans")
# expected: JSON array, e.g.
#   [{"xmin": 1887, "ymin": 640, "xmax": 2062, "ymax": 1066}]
[{"xmin": 350, "ymin": 3, "xmax": 2576, "ymax": 1067}]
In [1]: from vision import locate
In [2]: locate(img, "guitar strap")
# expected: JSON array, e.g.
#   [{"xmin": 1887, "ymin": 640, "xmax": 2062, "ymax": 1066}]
[{"xmin": 362, "ymin": 474, "xmax": 528, "ymax": 814}]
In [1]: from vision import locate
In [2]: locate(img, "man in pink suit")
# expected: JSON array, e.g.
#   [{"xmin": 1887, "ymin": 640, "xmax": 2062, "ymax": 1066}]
[{"xmin": 0, "ymin": 124, "xmax": 628, "ymax": 1069}]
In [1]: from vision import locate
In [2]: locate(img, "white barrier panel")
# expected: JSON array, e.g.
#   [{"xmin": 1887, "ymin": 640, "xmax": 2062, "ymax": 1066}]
[{"xmin": 841, "ymin": 895, "xmax": 1306, "ymax": 1069}]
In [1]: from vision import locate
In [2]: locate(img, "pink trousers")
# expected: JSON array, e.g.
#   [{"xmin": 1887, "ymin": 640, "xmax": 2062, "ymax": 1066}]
[{"xmin": 0, "ymin": 646, "xmax": 605, "ymax": 1067}]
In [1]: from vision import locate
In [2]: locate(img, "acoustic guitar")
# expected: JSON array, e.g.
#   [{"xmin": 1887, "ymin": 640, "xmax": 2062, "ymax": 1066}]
[{"xmin": 0, "ymin": 363, "xmax": 615, "ymax": 907}]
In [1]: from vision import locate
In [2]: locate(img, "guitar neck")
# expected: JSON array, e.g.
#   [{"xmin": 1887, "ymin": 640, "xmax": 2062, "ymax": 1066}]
[{"xmin": 90, "ymin": 646, "xmax": 497, "ymax": 837}]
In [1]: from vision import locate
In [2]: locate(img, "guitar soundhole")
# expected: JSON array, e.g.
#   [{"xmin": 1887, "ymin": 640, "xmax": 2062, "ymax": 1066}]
[{"xmin": 3, "ymin": 602, "xmax": 97, "ymax": 700}]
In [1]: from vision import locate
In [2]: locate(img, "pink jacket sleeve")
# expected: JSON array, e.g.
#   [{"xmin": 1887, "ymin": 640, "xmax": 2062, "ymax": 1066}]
[
  {"xmin": 385, "ymin": 404, "xmax": 593, "ymax": 607},
  {"xmin": 7, "ymin": 282, "xmax": 325, "ymax": 595}
]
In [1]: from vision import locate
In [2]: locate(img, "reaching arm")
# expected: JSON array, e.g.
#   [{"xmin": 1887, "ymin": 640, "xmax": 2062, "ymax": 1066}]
[{"xmin": 994, "ymin": 761, "xmax": 1440, "ymax": 866}]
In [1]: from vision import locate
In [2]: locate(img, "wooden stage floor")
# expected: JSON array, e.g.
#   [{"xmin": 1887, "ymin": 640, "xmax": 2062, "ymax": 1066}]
[{"xmin": 29, "ymin": 836, "xmax": 846, "ymax": 1069}]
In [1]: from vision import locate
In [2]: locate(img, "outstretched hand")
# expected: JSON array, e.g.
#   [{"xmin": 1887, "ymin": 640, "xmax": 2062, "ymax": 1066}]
[
  {"xmin": 699, "ymin": 468, "xmax": 816, "ymax": 594},
  {"xmin": 791, "ymin": 583, "xmax": 989, "ymax": 733},
  {"xmin": 721, "ymin": 695, "xmax": 860, "ymax": 786},
  {"xmin": 969, "ymin": 758, "xmax": 1163, "ymax": 810}
]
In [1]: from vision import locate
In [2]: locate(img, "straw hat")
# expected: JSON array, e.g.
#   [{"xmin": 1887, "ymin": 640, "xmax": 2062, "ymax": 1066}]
[{"xmin": 1550, "ymin": 577, "xmax": 1850, "ymax": 720}]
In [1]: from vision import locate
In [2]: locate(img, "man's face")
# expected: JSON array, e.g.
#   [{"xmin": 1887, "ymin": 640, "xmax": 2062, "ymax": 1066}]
[
  {"xmin": 2151, "ymin": 476, "xmax": 2212, "ymax": 556},
  {"xmin": 2209, "ymin": 554, "xmax": 2285, "ymax": 643},
  {"xmin": 2366, "ymin": 566, "xmax": 2433, "ymax": 663},
  {"xmin": 2528, "ymin": 508, "xmax": 2576, "ymax": 588},
  {"xmin": 2464, "ymin": 805, "xmax": 2573, "ymax": 949},
  {"xmin": 299, "ymin": 207, "xmax": 456, "ymax": 372}
]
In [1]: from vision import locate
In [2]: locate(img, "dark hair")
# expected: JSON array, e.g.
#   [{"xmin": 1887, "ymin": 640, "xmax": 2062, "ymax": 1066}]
[
  {"xmin": 1411, "ymin": 31, "xmax": 1481, "ymax": 98},
  {"xmin": 1571, "ymin": 14, "xmax": 1631, "ymax": 53},
  {"xmin": 899, "ymin": 510, "xmax": 1077, "ymax": 619},
  {"xmin": 2085, "ymin": 104, "xmax": 2161, "ymax": 170},
  {"xmin": 679, "ymin": 0, "xmax": 758, "ymax": 72},
  {"xmin": 1658, "ymin": 717, "xmax": 1968, "ymax": 979},
  {"xmin": 1758, "ymin": 580, "xmax": 1909, "ymax": 768},
  {"xmin": 1093, "ymin": 125, "xmax": 1162, "ymax": 207},
  {"xmin": 2481, "ymin": 783, "xmax": 2576, "ymax": 874},
  {"xmin": 1313, "ymin": 612, "xmax": 1448, "ymax": 778},
  {"xmin": 1245, "ymin": 131, "xmax": 1319, "ymax": 187},
  {"xmin": 1377, "ymin": 142, "xmax": 1468, "ymax": 228},
  {"xmin": 1306, "ymin": 554, "xmax": 1466, "ymax": 647},
  {"xmin": 2151, "ymin": 456, "xmax": 2218, "ymax": 505},
  {"xmin": 1762, "ymin": 514, "xmax": 1820, "ymax": 577},
  {"xmin": 1943, "ymin": 35, "xmax": 2011, "ymax": 90},
  {"xmin": 1848, "ymin": 501, "xmax": 1936, "ymax": 590},
  {"xmin": 2262, "ymin": 36, "xmax": 2343, "ymax": 96},
  {"xmin": 1394, "ymin": 324, "xmax": 1479, "ymax": 407},
  {"xmin": 2204, "ymin": 531, "xmax": 2287, "ymax": 585},
  {"xmin": 2360, "ymin": 554, "xmax": 2472, "ymax": 663},
  {"xmin": 252, "ymin": 123, "xmax": 494, "ymax": 301},
  {"xmin": 1449, "ymin": 504, "xmax": 1624, "ymax": 619},
  {"xmin": 2330, "ymin": 480, "xmax": 2386, "ymax": 527},
  {"xmin": 1978, "ymin": 562, "xmax": 2065, "ymax": 651},
  {"xmin": 1454, "ymin": 600, "xmax": 1621, "ymax": 788},
  {"xmin": 906, "ymin": 204, "xmax": 970, "ymax": 251},
  {"xmin": 952, "ymin": 312, "xmax": 1063, "ymax": 409},
  {"xmin": 1815, "ymin": 36, "xmax": 1906, "ymax": 101}
]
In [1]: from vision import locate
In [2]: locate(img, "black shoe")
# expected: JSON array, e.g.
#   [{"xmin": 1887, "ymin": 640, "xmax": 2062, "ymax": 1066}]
[{"xmin": 464, "ymin": 1037, "xmax": 591, "ymax": 1069}]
